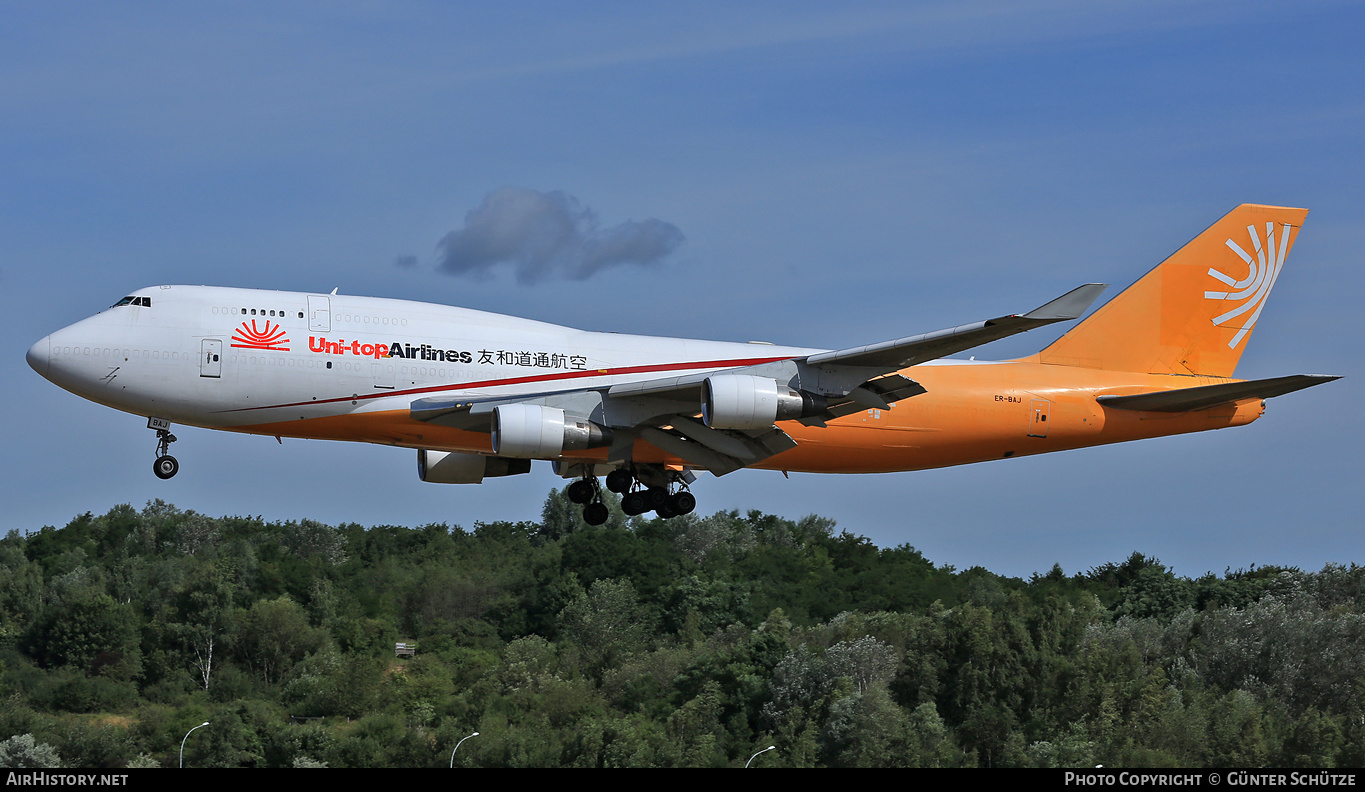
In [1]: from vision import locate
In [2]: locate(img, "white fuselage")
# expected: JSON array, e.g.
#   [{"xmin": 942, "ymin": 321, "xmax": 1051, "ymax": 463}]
[{"xmin": 27, "ymin": 285, "xmax": 819, "ymax": 439}]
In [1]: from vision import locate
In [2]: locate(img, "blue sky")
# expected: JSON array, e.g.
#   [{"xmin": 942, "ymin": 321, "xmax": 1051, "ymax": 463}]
[{"xmin": 4, "ymin": 2, "xmax": 1360, "ymax": 578}]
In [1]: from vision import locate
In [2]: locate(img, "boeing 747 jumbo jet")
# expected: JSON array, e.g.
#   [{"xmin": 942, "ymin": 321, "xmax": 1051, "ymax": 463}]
[{"xmin": 27, "ymin": 204, "xmax": 1338, "ymax": 524}]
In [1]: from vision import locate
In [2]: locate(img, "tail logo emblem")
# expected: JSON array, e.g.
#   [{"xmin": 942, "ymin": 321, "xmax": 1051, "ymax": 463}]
[
  {"xmin": 231, "ymin": 320, "xmax": 290, "ymax": 351},
  {"xmin": 1205, "ymin": 222, "xmax": 1291, "ymax": 349}
]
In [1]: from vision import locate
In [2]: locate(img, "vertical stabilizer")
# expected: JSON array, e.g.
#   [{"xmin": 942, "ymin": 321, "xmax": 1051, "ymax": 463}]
[{"xmin": 1037, "ymin": 204, "xmax": 1308, "ymax": 377}]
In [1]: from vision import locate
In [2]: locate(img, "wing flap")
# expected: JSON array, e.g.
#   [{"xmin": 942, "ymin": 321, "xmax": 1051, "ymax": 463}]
[
  {"xmin": 638, "ymin": 423, "xmax": 796, "ymax": 476},
  {"xmin": 1097, "ymin": 374, "xmax": 1339, "ymax": 412},
  {"xmin": 801, "ymin": 374, "xmax": 926, "ymax": 425},
  {"xmin": 638, "ymin": 427, "xmax": 745, "ymax": 475}
]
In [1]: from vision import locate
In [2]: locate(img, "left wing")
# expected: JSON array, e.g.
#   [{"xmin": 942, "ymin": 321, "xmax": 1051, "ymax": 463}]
[
  {"xmin": 804, "ymin": 283, "xmax": 1107, "ymax": 371},
  {"xmin": 411, "ymin": 283, "xmax": 1106, "ymax": 473},
  {"xmin": 606, "ymin": 283, "xmax": 1105, "ymax": 403}
]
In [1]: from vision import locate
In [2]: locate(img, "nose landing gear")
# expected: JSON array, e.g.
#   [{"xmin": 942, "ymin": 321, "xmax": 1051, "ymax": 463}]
[{"xmin": 150, "ymin": 420, "xmax": 179, "ymax": 479}]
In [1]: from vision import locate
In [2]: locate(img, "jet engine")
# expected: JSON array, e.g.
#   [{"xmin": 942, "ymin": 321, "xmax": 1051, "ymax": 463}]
[
  {"xmin": 701, "ymin": 374, "xmax": 827, "ymax": 430},
  {"xmin": 491, "ymin": 403, "xmax": 613, "ymax": 458},
  {"xmin": 417, "ymin": 449, "xmax": 531, "ymax": 484}
]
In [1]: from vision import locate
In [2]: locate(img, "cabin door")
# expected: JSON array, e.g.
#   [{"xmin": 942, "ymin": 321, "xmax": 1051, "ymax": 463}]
[
  {"xmin": 307, "ymin": 296, "xmax": 331, "ymax": 332},
  {"xmin": 1028, "ymin": 399, "xmax": 1050, "ymax": 438},
  {"xmin": 200, "ymin": 339, "xmax": 222, "ymax": 378}
]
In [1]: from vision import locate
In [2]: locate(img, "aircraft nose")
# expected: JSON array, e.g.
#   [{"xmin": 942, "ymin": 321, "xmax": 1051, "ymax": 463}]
[{"xmin": 27, "ymin": 335, "xmax": 50, "ymax": 377}]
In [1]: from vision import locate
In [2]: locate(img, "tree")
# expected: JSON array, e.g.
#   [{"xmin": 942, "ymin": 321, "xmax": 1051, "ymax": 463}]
[
  {"xmin": 0, "ymin": 734, "xmax": 61, "ymax": 768},
  {"xmin": 282, "ymin": 519, "xmax": 348, "ymax": 565},
  {"xmin": 558, "ymin": 578, "xmax": 654, "ymax": 678},
  {"xmin": 32, "ymin": 586, "xmax": 140, "ymax": 679},
  {"xmin": 171, "ymin": 564, "xmax": 233, "ymax": 691},
  {"xmin": 233, "ymin": 596, "xmax": 324, "ymax": 686},
  {"xmin": 822, "ymin": 685, "xmax": 912, "ymax": 767},
  {"xmin": 826, "ymin": 636, "xmax": 899, "ymax": 695}
]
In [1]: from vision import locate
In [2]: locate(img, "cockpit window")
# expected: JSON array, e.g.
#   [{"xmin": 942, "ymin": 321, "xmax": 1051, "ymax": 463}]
[
  {"xmin": 110, "ymin": 296, "xmax": 151, "ymax": 308},
  {"xmin": 112, "ymin": 296, "xmax": 136, "ymax": 307}
]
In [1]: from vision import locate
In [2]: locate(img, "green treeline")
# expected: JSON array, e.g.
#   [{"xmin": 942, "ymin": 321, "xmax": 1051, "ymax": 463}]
[{"xmin": 0, "ymin": 490, "xmax": 1362, "ymax": 768}]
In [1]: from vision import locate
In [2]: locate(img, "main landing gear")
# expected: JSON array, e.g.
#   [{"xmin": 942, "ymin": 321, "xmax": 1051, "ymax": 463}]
[
  {"xmin": 566, "ymin": 476, "xmax": 609, "ymax": 526},
  {"xmin": 567, "ymin": 464, "xmax": 697, "ymax": 525},
  {"xmin": 151, "ymin": 424, "xmax": 179, "ymax": 480}
]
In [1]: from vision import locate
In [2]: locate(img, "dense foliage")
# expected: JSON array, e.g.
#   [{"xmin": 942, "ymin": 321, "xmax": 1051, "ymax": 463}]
[{"xmin": 1, "ymin": 490, "xmax": 1362, "ymax": 768}]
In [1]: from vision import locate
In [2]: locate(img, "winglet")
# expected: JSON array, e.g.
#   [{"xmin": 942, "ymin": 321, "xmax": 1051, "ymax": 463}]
[{"xmin": 1023, "ymin": 283, "xmax": 1107, "ymax": 321}]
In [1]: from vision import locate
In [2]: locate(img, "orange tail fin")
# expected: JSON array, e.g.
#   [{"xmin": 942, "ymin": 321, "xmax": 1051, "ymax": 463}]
[{"xmin": 1037, "ymin": 204, "xmax": 1308, "ymax": 377}]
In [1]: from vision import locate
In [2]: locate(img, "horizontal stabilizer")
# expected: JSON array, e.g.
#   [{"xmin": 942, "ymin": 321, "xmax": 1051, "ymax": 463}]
[{"xmin": 1097, "ymin": 374, "xmax": 1339, "ymax": 412}]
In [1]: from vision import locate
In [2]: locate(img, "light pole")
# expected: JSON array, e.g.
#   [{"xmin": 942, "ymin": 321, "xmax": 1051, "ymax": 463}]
[
  {"xmin": 745, "ymin": 745, "xmax": 776, "ymax": 768},
  {"xmin": 180, "ymin": 722, "xmax": 209, "ymax": 768},
  {"xmin": 450, "ymin": 731, "xmax": 479, "ymax": 768}
]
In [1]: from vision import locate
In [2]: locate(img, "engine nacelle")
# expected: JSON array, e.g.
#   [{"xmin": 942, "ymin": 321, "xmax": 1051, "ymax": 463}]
[
  {"xmin": 701, "ymin": 374, "xmax": 827, "ymax": 430},
  {"xmin": 491, "ymin": 403, "xmax": 613, "ymax": 458},
  {"xmin": 704, "ymin": 374, "xmax": 819, "ymax": 428},
  {"xmin": 417, "ymin": 449, "xmax": 531, "ymax": 484}
]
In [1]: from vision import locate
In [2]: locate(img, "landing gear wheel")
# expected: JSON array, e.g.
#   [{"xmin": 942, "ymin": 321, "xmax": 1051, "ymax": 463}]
[
  {"xmin": 670, "ymin": 490, "xmax": 697, "ymax": 515},
  {"xmin": 646, "ymin": 487, "xmax": 670, "ymax": 510},
  {"xmin": 582, "ymin": 502, "xmax": 609, "ymax": 526},
  {"xmin": 149, "ymin": 423, "xmax": 180, "ymax": 479},
  {"xmin": 153, "ymin": 455, "xmax": 179, "ymax": 480},
  {"xmin": 654, "ymin": 501, "xmax": 677, "ymax": 519},
  {"xmin": 566, "ymin": 479, "xmax": 595, "ymax": 504},
  {"xmin": 621, "ymin": 491, "xmax": 648, "ymax": 516},
  {"xmin": 605, "ymin": 468, "xmax": 634, "ymax": 494}
]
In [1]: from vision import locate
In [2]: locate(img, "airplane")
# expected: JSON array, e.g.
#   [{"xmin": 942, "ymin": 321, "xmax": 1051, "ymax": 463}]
[{"xmin": 26, "ymin": 204, "xmax": 1338, "ymax": 525}]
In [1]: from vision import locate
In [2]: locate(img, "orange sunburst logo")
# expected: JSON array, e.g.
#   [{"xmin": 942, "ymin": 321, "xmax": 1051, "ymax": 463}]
[{"xmin": 231, "ymin": 320, "xmax": 290, "ymax": 351}]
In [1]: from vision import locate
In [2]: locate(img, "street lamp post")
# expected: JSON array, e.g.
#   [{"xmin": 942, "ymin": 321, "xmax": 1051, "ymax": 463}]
[
  {"xmin": 745, "ymin": 745, "xmax": 777, "ymax": 768},
  {"xmin": 180, "ymin": 722, "xmax": 209, "ymax": 768},
  {"xmin": 450, "ymin": 731, "xmax": 479, "ymax": 768}
]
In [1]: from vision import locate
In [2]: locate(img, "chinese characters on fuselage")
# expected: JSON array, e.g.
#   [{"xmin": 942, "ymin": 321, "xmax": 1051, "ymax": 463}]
[{"xmin": 308, "ymin": 337, "xmax": 587, "ymax": 370}]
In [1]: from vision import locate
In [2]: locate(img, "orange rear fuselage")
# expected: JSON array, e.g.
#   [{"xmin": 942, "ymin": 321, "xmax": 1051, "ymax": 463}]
[{"xmin": 234, "ymin": 357, "xmax": 1260, "ymax": 474}]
